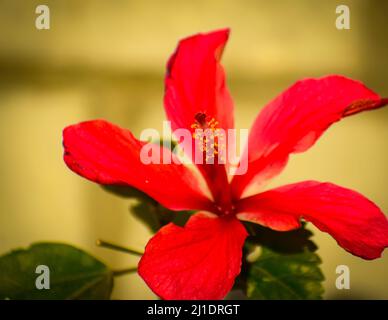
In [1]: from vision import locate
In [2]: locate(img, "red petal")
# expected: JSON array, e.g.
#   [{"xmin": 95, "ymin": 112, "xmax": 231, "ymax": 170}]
[
  {"xmin": 138, "ymin": 212, "xmax": 248, "ymax": 300},
  {"xmin": 63, "ymin": 120, "xmax": 214, "ymax": 211},
  {"xmin": 164, "ymin": 29, "xmax": 235, "ymax": 209},
  {"xmin": 236, "ymin": 181, "xmax": 388, "ymax": 259},
  {"xmin": 232, "ymin": 76, "xmax": 388, "ymax": 199},
  {"xmin": 164, "ymin": 28, "xmax": 234, "ymax": 135}
]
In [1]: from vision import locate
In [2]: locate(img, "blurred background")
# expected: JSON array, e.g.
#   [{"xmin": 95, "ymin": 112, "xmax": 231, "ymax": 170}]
[{"xmin": 0, "ymin": 0, "xmax": 387, "ymax": 299}]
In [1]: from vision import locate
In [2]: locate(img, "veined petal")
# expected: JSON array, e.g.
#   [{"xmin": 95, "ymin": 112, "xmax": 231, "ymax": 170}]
[
  {"xmin": 164, "ymin": 28, "xmax": 235, "ymax": 209},
  {"xmin": 138, "ymin": 212, "xmax": 248, "ymax": 300},
  {"xmin": 236, "ymin": 181, "xmax": 388, "ymax": 259},
  {"xmin": 164, "ymin": 28, "xmax": 234, "ymax": 136},
  {"xmin": 63, "ymin": 120, "xmax": 214, "ymax": 211},
  {"xmin": 232, "ymin": 75, "xmax": 388, "ymax": 199}
]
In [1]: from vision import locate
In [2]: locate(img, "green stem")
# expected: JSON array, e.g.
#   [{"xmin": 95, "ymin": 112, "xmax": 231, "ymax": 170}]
[
  {"xmin": 112, "ymin": 267, "xmax": 138, "ymax": 277},
  {"xmin": 245, "ymin": 222, "xmax": 257, "ymax": 236},
  {"xmin": 96, "ymin": 239, "xmax": 143, "ymax": 256}
]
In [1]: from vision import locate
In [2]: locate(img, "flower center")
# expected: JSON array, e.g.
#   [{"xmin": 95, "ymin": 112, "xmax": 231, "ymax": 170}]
[{"xmin": 215, "ymin": 204, "xmax": 236, "ymax": 217}]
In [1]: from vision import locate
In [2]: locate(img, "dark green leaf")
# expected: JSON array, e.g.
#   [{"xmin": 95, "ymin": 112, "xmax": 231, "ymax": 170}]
[
  {"xmin": 240, "ymin": 223, "xmax": 324, "ymax": 300},
  {"xmin": 0, "ymin": 242, "xmax": 113, "ymax": 300},
  {"xmin": 102, "ymin": 184, "xmax": 193, "ymax": 233},
  {"xmin": 131, "ymin": 201, "xmax": 194, "ymax": 233},
  {"xmin": 131, "ymin": 201, "xmax": 173, "ymax": 233},
  {"xmin": 102, "ymin": 184, "xmax": 153, "ymax": 202}
]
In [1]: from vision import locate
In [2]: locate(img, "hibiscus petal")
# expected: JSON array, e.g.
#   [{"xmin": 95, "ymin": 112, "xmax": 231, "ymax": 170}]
[
  {"xmin": 138, "ymin": 212, "xmax": 248, "ymax": 300},
  {"xmin": 232, "ymin": 75, "xmax": 388, "ymax": 199},
  {"xmin": 236, "ymin": 181, "xmax": 388, "ymax": 259},
  {"xmin": 164, "ymin": 28, "xmax": 234, "ymax": 136},
  {"xmin": 164, "ymin": 29, "xmax": 235, "ymax": 209},
  {"xmin": 63, "ymin": 120, "xmax": 214, "ymax": 211}
]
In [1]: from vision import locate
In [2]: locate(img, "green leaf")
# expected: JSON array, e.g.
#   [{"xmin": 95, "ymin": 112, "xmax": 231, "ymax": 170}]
[
  {"xmin": 0, "ymin": 242, "xmax": 113, "ymax": 300},
  {"xmin": 131, "ymin": 201, "xmax": 194, "ymax": 233},
  {"xmin": 102, "ymin": 184, "xmax": 153, "ymax": 202},
  {"xmin": 131, "ymin": 201, "xmax": 174, "ymax": 233},
  {"xmin": 241, "ymin": 223, "xmax": 324, "ymax": 300},
  {"xmin": 102, "ymin": 184, "xmax": 194, "ymax": 233}
]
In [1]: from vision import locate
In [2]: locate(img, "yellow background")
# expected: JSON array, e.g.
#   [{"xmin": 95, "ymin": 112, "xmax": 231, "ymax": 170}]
[{"xmin": 0, "ymin": 0, "xmax": 387, "ymax": 299}]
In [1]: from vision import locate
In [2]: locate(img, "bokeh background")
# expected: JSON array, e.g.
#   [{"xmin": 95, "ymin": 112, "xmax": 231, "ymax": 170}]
[{"xmin": 0, "ymin": 0, "xmax": 387, "ymax": 299}]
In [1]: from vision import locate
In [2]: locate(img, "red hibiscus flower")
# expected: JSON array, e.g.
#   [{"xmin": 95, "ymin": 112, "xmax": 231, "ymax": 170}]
[{"xmin": 63, "ymin": 29, "xmax": 388, "ymax": 300}]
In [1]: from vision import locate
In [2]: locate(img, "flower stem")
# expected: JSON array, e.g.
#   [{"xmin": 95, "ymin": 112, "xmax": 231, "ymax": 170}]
[
  {"xmin": 96, "ymin": 239, "xmax": 143, "ymax": 256},
  {"xmin": 112, "ymin": 267, "xmax": 138, "ymax": 277}
]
